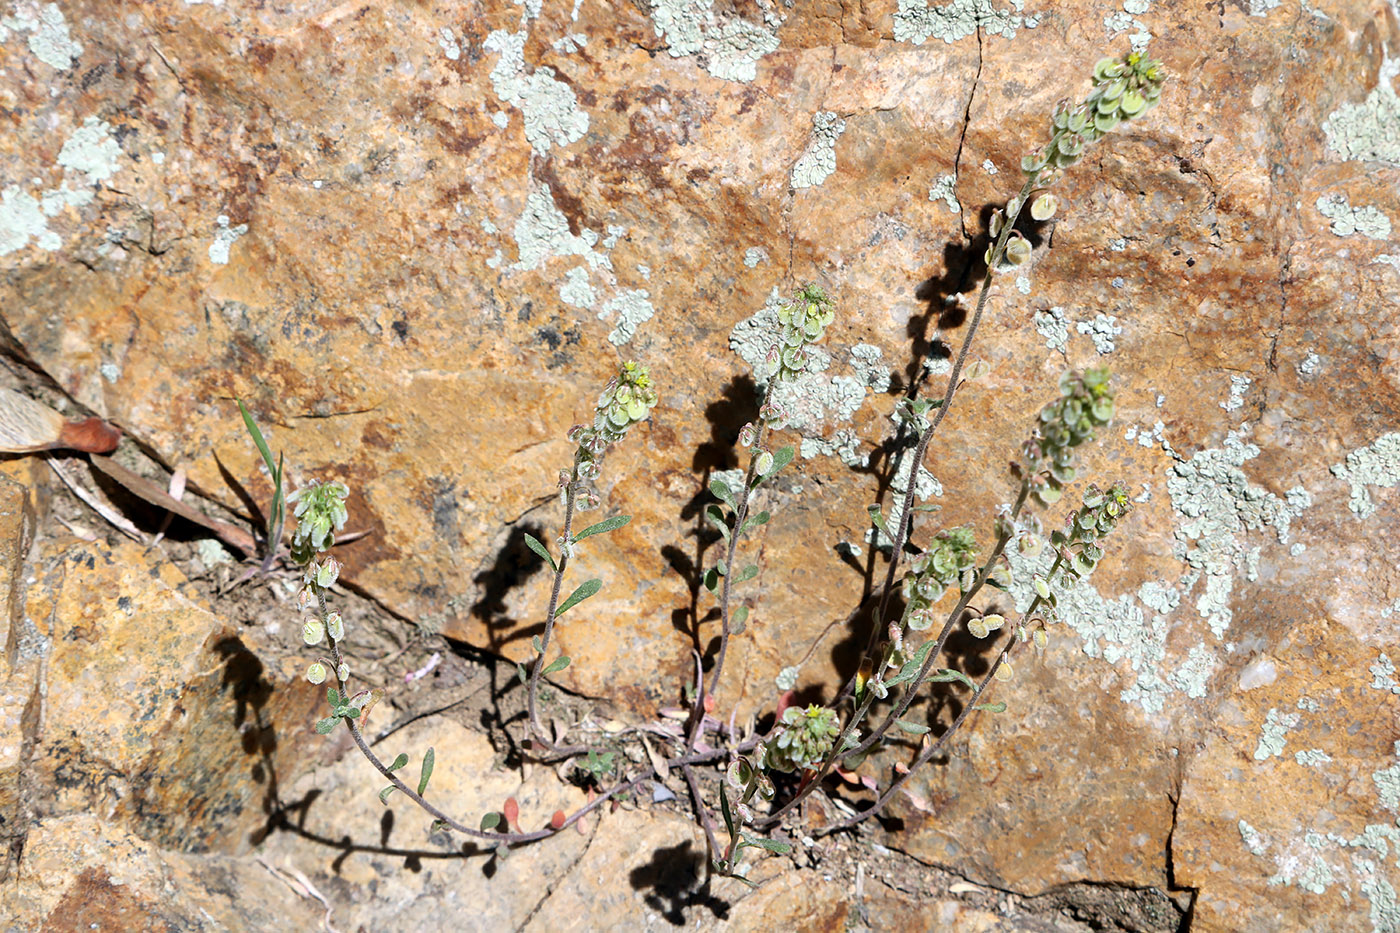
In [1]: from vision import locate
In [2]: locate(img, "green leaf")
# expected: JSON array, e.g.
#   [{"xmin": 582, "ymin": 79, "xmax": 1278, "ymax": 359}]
[
  {"xmin": 417, "ymin": 747, "xmax": 435, "ymax": 796},
  {"xmin": 531, "ymin": 635, "xmax": 543, "ymax": 654},
  {"xmin": 315, "ymin": 717, "xmax": 339, "ymax": 734},
  {"xmin": 740, "ymin": 833, "xmax": 794, "ymax": 854},
  {"xmin": 718, "ymin": 782, "xmax": 737, "ymax": 840},
  {"xmin": 326, "ymin": 687, "xmax": 341, "ymax": 707},
  {"xmin": 388, "ymin": 753, "xmax": 409, "ymax": 772},
  {"xmin": 738, "ymin": 510, "xmax": 771, "ymax": 536},
  {"xmin": 516, "ymin": 662, "xmax": 528, "ymax": 685},
  {"xmin": 735, "ymin": 564, "xmax": 759, "ymax": 583},
  {"xmin": 705, "ymin": 504, "xmax": 731, "ymax": 540},
  {"xmin": 237, "ymin": 398, "xmax": 279, "ymax": 480},
  {"xmin": 543, "ymin": 655, "xmax": 571, "ymax": 674},
  {"xmin": 973, "ymin": 701, "xmax": 1008, "ymax": 713},
  {"xmin": 523, "ymin": 533, "xmax": 557, "ymax": 572},
  {"xmin": 761, "ymin": 445, "xmax": 795, "ymax": 480},
  {"xmin": 703, "ymin": 567, "xmax": 719, "ymax": 594},
  {"xmin": 884, "ymin": 641, "xmax": 935, "ymax": 689},
  {"xmin": 556, "ymin": 578, "xmax": 602, "ymax": 616},
  {"xmin": 929, "ymin": 668, "xmax": 977, "ymax": 690},
  {"xmin": 480, "ymin": 811, "xmax": 501, "ymax": 831},
  {"xmin": 867, "ymin": 505, "xmax": 892, "ymax": 538},
  {"xmin": 894, "ymin": 719, "xmax": 930, "ymax": 735},
  {"xmin": 731, "ymin": 605, "xmax": 749, "ymax": 634},
  {"xmin": 709, "ymin": 478, "xmax": 736, "ymax": 511},
  {"xmin": 575, "ymin": 515, "xmax": 630, "ymax": 541},
  {"xmin": 379, "ymin": 785, "xmax": 398, "ymax": 804}
]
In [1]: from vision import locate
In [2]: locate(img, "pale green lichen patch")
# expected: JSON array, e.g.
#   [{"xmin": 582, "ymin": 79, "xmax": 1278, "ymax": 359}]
[
  {"xmin": 1220, "ymin": 374, "xmax": 1250, "ymax": 412},
  {"xmin": 1323, "ymin": 54, "xmax": 1400, "ymax": 164},
  {"xmin": 1316, "ymin": 193, "xmax": 1393, "ymax": 240},
  {"xmin": 0, "ymin": 185, "xmax": 60, "ymax": 255},
  {"xmin": 895, "ymin": 0, "xmax": 1028, "ymax": 45},
  {"xmin": 1295, "ymin": 748, "xmax": 1332, "ymax": 767},
  {"xmin": 1376, "ymin": 761, "xmax": 1400, "ymax": 812},
  {"xmin": 1006, "ymin": 537, "xmax": 1187, "ymax": 713},
  {"xmin": 790, "ymin": 112, "xmax": 846, "ymax": 189},
  {"xmin": 649, "ymin": 0, "xmax": 780, "ymax": 83},
  {"xmin": 1034, "ymin": 306, "xmax": 1068, "ymax": 351},
  {"xmin": 511, "ymin": 186, "xmax": 609, "ymax": 271},
  {"xmin": 1240, "ymin": 819, "xmax": 1270, "ymax": 856},
  {"xmin": 928, "ymin": 173, "xmax": 960, "ymax": 213},
  {"xmin": 57, "ymin": 117, "xmax": 122, "ymax": 183},
  {"xmin": 1254, "ymin": 707, "xmax": 1300, "ymax": 760},
  {"xmin": 559, "ymin": 265, "xmax": 595, "ymax": 308},
  {"xmin": 600, "ymin": 289, "xmax": 655, "ymax": 346},
  {"xmin": 0, "ymin": 2, "xmax": 82, "ymax": 69},
  {"xmin": 1166, "ymin": 428, "xmax": 1310, "ymax": 637},
  {"xmin": 483, "ymin": 30, "xmax": 589, "ymax": 155},
  {"xmin": 730, "ymin": 288, "xmax": 882, "ymax": 462},
  {"xmin": 848, "ymin": 344, "xmax": 891, "ymax": 392},
  {"xmin": 208, "ymin": 214, "xmax": 247, "ymax": 265},
  {"xmin": 1077, "ymin": 312, "xmax": 1121, "ymax": 354},
  {"xmin": 744, "ymin": 246, "xmax": 768, "ymax": 267},
  {"xmin": 1373, "ymin": 654, "xmax": 1400, "ymax": 695},
  {"xmin": 1332, "ymin": 433, "xmax": 1400, "ymax": 518}
]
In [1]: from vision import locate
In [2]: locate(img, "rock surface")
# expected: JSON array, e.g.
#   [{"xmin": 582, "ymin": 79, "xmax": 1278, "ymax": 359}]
[{"xmin": 3, "ymin": 0, "xmax": 1400, "ymax": 929}]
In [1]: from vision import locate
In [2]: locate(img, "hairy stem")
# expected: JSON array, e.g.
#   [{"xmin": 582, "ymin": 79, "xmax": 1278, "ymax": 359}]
[
  {"xmin": 527, "ymin": 466, "xmax": 582, "ymax": 746},
  {"xmin": 689, "ymin": 420, "xmax": 768, "ymax": 750}
]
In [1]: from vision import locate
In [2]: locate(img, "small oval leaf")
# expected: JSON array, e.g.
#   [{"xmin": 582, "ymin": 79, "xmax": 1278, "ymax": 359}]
[{"xmin": 543, "ymin": 655, "xmax": 571, "ymax": 674}]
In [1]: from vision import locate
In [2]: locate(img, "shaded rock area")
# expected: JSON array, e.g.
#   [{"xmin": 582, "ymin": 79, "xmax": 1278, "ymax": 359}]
[{"xmin": 3, "ymin": 0, "xmax": 1400, "ymax": 929}]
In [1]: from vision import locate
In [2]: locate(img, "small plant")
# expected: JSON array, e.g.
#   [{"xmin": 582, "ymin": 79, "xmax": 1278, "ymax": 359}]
[{"xmin": 238, "ymin": 47, "xmax": 1166, "ymax": 881}]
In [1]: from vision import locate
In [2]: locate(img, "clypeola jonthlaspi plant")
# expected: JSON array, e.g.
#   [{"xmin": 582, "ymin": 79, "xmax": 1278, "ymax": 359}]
[{"xmin": 236, "ymin": 47, "xmax": 1166, "ymax": 876}]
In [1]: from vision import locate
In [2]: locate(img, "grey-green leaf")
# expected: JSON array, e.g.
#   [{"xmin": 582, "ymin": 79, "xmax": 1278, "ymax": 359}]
[
  {"xmin": 930, "ymin": 668, "xmax": 978, "ymax": 690},
  {"xmin": 315, "ymin": 717, "xmax": 339, "ymax": 735},
  {"xmin": 379, "ymin": 785, "xmax": 398, "ymax": 804},
  {"xmin": 417, "ymin": 747, "xmax": 435, "ymax": 796},
  {"xmin": 740, "ymin": 833, "xmax": 794, "ymax": 854},
  {"xmin": 543, "ymin": 655, "xmax": 571, "ymax": 674},
  {"xmin": 765, "ymin": 445, "xmax": 795, "ymax": 478},
  {"xmin": 973, "ymin": 701, "xmax": 1008, "ymax": 713},
  {"xmin": 480, "ymin": 811, "xmax": 501, "ymax": 831},
  {"xmin": 894, "ymin": 719, "xmax": 930, "ymax": 735},
  {"xmin": 731, "ymin": 605, "xmax": 749, "ymax": 634},
  {"xmin": 575, "ymin": 515, "xmax": 630, "ymax": 541},
  {"xmin": 523, "ymin": 533, "xmax": 557, "ymax": 572},
  {"xmin": 738, "ymin": 510, "xmax": 771, "ymax": 536},
  {"xmin": 735, "ymin": 564, "xmax": 758, "ymax": 583},
  {"xmin": 709, "ymin": 478, "xmax": 736, "ymax": 510},
  {"xmin": 556, "ymin": 578, "xmax": 602, "ymax": 616},
  {"xmin": 705, "ymin": 504, "xmax": 732, "ymax": 539},
  {"xmin": 388, "ymin": 753, "xmax": 409, "ymax": 772}
]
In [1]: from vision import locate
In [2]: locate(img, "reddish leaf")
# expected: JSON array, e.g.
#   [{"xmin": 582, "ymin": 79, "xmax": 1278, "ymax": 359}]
[
  {"xmin": 703, "ymin": 693, "xmax": 716, "ymax": 713},
  {"xmin": 774, "ymin": 690, "xmax": 795, "ymax": 718},
  {"xmin": 503, "ymin": 796, "xmax": 519, "ymax": 830},
  {"xmin": 550, "ymin": 810, "xmax": 566, "ymax": 830}
]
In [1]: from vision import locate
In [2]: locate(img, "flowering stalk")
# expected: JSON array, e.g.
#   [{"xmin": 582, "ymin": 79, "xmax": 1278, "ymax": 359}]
[{"xmin": 526, "ymin": 363, "xmax": 658, "ymax": 750}]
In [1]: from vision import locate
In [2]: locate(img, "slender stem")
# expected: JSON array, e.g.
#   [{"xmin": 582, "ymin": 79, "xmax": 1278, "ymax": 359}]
[
  {"xmin": 527, "ymin": 466, "xmax": 581, "ymax": 746},
  {"xmin": 343, "ymin": 718, "xmax": 758, "ymax": 846},
  {"xmin": 869, "ymin": 172, "xmax": 1040, "ymax": 644},
  {"xmin": 689, "ymin": 421, "xmax": 768, "ymax": 749},
  {"xmin": 682, "ymin": 763, "xmax": 722, "ymax": 861},
  {"xmin": 814, "ymin": 552, "xmax": 1067, "ymax": 835},
  {"xmin": 755, "ymin": 478, "xmax": 1033, "ymax": 828},
  {"xmin": 814, "ymin": 640, "xmax": 1006, "ymax": 836}
]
